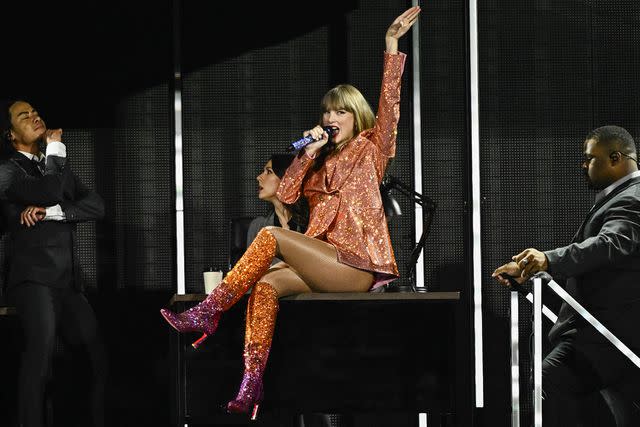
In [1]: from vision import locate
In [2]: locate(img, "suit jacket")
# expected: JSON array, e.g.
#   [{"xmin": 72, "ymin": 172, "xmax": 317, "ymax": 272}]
[
  {"xmin": 277, "ymin": 52, "xmax": 405, "ymax": 288},
  {"xmin": 545, "ymin": 175, "xmax": 640, "ymax": 357},
  {"xmin": 0, "ymin": 150, "xmax": 104, "ymax": 291}
]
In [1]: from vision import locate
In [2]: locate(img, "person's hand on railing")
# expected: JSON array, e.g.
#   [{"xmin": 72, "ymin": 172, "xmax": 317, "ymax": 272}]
[
  {"xmin": 511, "ymin": 248, "xmax": 548, "ymax": 278},
  {"xmin": 492, "ymin": 261, "xmax": 527, "ymax": 287}
]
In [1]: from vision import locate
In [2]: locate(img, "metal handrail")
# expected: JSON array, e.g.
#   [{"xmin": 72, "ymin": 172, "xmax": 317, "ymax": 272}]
[{"xmin": 510, "ymin": 274, "xmax": 640, "ymax": 427}]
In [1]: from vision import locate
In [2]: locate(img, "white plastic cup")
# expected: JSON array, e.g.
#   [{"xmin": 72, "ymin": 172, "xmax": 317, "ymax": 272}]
[{"xmin": 203, "ymin": 269, "xmax": 223, "ymax": 294}]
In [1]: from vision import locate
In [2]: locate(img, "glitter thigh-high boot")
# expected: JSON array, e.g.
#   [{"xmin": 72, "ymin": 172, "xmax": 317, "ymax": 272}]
[
  {"xmin": 226, "ymin": 282, "xmax": 278, "ymax": 420},
  {"xmin": 160, "ymin": 228, "xmax": 277, "ymax": 348}
]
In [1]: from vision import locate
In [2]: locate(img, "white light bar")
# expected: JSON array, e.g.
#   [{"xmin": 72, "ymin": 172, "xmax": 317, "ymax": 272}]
[
  {"xmin": 469, "ymin": 0, "xmax": 484, "ymax": 408},
  {"xmin": 510, "ymin": 291, "xmax": 520, "ymax": 427}
]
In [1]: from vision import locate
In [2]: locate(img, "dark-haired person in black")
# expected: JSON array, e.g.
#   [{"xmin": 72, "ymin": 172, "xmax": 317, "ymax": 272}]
[
  {"xmin": 247, "ymin": 153, "xmax": 307, "ymax": 252},
  {"xmin": 493, "ymin": 125, "xmax": 640, "ymax": 426},
  {"xmin": 0, "ymin": 99, "xmax": 107, "ymax": 427}
]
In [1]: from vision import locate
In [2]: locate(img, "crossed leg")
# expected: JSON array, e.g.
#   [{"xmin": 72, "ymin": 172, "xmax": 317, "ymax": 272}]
[
  {"xmin": 220, "ymin": 226, "xmax": 374, "ymax": 416},
  {"xmin": 262, "ymin": 226, "xmax": 374, "ymax": 297}
]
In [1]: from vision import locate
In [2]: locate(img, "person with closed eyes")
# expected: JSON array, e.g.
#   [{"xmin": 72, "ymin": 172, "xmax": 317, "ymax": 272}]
[{"xmin": 0, "ymin": 99, "xmax": 107, "ymax": 427}]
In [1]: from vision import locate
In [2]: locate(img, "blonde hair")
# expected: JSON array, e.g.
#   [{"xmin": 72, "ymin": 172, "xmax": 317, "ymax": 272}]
[{"xmin": 320, "ymin": 84, "xmax": 375, "ymax": 139}]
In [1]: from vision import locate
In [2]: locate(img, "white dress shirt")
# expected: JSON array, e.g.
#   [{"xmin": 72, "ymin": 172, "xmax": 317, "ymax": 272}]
[{"xmin": 17, "ymin": 140, "xmax": 67, "ymax": 221}]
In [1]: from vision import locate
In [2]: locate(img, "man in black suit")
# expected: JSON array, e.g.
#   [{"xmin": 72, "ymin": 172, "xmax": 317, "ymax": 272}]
[
  {"xmin": 493, "ymin": 125, "xmax": 640, "ymax": 426},
  {"xmin": 0, "ymin": 99, "xmax": 107, "ymax": 427}
]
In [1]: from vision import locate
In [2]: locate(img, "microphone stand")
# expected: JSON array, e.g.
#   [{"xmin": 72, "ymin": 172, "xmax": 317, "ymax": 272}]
[{"xmin": 382, "ymin": 174, "xmax": 437, "ymax": 292}]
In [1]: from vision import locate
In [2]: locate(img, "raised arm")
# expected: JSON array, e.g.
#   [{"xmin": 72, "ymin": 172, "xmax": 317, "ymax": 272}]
[
  {"xmin": 385, "ymin": 6, "xmax": 421, "ymax": 54},
  {"xmin": 368, "ymin": 6, "xmax": 421, "ymax": 171}
]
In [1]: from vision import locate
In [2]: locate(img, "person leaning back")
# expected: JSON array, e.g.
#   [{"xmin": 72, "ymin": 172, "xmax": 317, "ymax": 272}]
[{"xmin": 0, "ymin": 99, "xmax": 107, "ymax": 427}]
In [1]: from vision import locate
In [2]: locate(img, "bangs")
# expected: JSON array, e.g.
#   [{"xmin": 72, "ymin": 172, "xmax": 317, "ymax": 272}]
[
  {"xmin": 321, "ymin": 90, "xmax": 350, "ymax": 112},
  {"xmin": 319, "ymin": 84, "xmax": 375, "ymax": 134}
]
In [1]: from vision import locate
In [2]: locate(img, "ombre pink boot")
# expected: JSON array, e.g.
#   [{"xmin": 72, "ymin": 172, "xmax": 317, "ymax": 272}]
[
  {"xmin": 160, "ymin": 303, "xmax": 222, "ymax": 349},
  {"xmin": 160, "ymin": 229, "xmax": 277, "ymax": 348},
  {"xmin": 226, "ymin": 282, "xmax": 279, "ymax": 420}
]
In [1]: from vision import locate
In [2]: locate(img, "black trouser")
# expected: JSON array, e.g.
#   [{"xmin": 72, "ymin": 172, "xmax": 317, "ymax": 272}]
[
  {"xmin": 9, "ymin": 283, "xmax": 107, "ymax": 427},
  {"xmin": 542, "ymin": 337, "xmax": 640, "ymax": 427}
]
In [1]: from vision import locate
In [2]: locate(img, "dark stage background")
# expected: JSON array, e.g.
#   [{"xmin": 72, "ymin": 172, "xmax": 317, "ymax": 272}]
[
  {"xmin": 1, "ymin": 0, "xmax": 640, "ymax": 426},
  {"xmin": 479, "ymin": 1, "xmax": 640, "ymax": 425}
]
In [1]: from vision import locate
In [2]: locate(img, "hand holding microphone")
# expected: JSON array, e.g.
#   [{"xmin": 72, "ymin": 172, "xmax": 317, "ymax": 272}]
[{"xmin": 286, "ymin": 126, "xmax": 335, "ymax": 154}]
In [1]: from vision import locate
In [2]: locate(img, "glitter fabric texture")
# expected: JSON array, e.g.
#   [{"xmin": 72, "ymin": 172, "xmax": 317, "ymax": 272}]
[
  {"xmin": 159, "ymin": 301, "xmax": 222, "ymax": 343},
  {"xmin": 277, "ymin": 52, "xmax": 406, "ymax": 288},
  {"xmin": 227, "ymin": 282, "xmax": 278, "ymax": 416},
  {"xmin": 213, "ymin": 228, "xmax": 277, "ymax": 310},
  {"xmin": 160, "ymin": 228, "xmax": 277, "ymax": 343}
]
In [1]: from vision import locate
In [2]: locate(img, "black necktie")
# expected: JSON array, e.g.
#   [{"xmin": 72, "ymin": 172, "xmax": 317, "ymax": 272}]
[{"xmin": 31, "ymin": 156, "xmax": 45, "ymax": 176}]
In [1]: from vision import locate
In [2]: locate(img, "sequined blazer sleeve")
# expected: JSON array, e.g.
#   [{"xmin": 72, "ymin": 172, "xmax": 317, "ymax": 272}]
[
  {"xmin": 277, "ymin": 52, "xmax": 406, "ymax": 203},
  {"xmin": 371, "ymin": 52, "xmax": 406, "ymax": 158},
  {"xmin": 276, "ymin": 152, "xmax": 314, "ymax": 204}
]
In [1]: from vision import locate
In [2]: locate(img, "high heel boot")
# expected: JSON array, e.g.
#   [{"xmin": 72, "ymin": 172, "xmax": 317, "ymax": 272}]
[
  {"xmin": 160, "ymin": 228, "xmax": 277, "ymax": 348},
  {"xmin": 226, "ymin": 282, "xmax": 278, "ymax": 420}
]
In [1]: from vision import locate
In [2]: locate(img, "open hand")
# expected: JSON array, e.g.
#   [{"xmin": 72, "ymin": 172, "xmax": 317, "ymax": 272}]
[{"xmin": 386, "ymin": 6, "xmax": 421, "ymax": 42}]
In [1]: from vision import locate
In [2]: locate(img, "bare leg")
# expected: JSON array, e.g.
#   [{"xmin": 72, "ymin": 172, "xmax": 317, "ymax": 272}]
[
  {"xmin": 257, "ymin": 264, "xmax": 311, "ymax": 297},
  {"xmin": 224, "ymin": 228, "xmax": 372, "ymax": 418},
  {"xmin": 160, "ymin": 228, "xmax": 277, "ymax": 347},
  {"xmin": 161, "ymin": 227, "xmax": 372, "ymax": 346},
  {"xmin": 265, "ymin": 226, "xmax": 373, "ymax": 294}
]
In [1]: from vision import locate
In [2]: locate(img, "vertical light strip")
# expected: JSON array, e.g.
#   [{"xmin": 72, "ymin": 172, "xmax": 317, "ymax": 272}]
[
  {"xmin": 469, "ymin": 0, "xmax": 484, "ymax": 408},
  {"xmin": 412, "ymin": 3, "xmax": 426, "ymax": 426},
  {"xmin": 533, "ymin": 278, "xmax": 542, "ymax": 427},
  {"xmin": 173, "ymin": 0, "xmax": 186, "ymax": 295},
  {"xmin": 418, "ymin": 413, "xmax": 427, "ymax": 427},
  {"xmin": 175, "ymin": 93, "xmax": 185, "ymax": 295},
  {"xmin": 510, "ymin": 291, "xmax": 520, "ymax": 427},
  {"xmin": 411, "ymin": 0, "xmax": 424, "ymax": 291}
]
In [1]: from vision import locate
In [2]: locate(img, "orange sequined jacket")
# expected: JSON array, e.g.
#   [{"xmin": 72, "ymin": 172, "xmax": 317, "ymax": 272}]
[{"xmin": 277, "ymin": 52, "xmax": 406, "ymax": 288}]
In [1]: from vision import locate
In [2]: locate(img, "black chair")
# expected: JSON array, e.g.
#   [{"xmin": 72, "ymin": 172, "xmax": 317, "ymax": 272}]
[{"xmin": 227, "ymin": 216, "xmax": 256, "ymax": 271}]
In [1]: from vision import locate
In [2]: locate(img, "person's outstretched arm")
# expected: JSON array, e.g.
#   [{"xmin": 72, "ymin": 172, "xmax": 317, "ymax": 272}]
[
  {"xmin": 385, "ymin": 5, "xmax": 421, "ymax": 54},
  {"xmin": 368, "ymin": 6, "xmax": 421, "ymax": 179}
]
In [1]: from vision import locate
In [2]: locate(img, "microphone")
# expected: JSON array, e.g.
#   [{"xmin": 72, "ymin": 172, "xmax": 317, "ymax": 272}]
[{"xmin": 286, "ymin": 126, "xmax": 335, "ymax": 152}]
